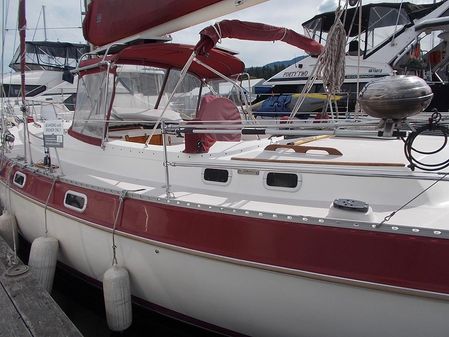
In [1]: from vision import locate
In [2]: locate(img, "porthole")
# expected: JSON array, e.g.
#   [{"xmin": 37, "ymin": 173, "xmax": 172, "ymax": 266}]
[
  {"xmin": 264, "ymin": 172, "xmax": 301, "ymax": 191},
  {"xmin": 64, "ymin": 190, "xmax": 87, "ymax": 213},
  {"xmin": 13, "ymin": 171, "xmax": 26, "ymax": 188},
  {"xmin": 202, "ymin": 168, "xmax": 230, "ymax": 185}
]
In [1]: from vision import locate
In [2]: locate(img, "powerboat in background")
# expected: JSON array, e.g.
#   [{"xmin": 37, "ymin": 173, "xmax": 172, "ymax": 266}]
[
  {"xmin": 263, "ymin": 1, "xmax": 449, "ymax": 114},
  {"xmin": 1, "ymin": 41, "xmax": 87, "ymax": 118}
]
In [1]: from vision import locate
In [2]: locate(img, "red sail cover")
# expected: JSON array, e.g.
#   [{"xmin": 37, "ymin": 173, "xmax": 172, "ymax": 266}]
[
  {"xmin": 195, "ymin": 20, "xmax": 324, "ymax": 56},
  {"xmin": 83, "ymin": 0, "xmax": 223, "ymax": 46}
]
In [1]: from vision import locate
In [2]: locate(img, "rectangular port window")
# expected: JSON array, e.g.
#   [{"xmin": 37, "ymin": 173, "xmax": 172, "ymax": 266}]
[
  {"xmin": 264, "ymin": 172, "xmax": 301, "ymax": 191},
  {"xmin": 203, "ymin": 168, "xmax": 230, "ymax": 185},
  {"xmin": 13, "ymin": 171, "xmax": 26, "ymax": 188},
  {"xmin": 64, "ymin": 190, "xmax": 87, "ymax": 213}
]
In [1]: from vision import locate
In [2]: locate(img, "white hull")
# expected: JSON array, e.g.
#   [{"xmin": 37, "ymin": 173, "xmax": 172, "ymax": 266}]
[{"xmin": 3, "ymin": 184, "xmax": 449, "ymax": 337}]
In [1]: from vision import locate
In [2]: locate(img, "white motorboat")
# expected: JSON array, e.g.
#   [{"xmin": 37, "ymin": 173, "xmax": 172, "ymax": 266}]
[
  {"xmin": 1, "ymin": 41, "xmax": 87, "ymax": 119},
  {"xmin": 264, "ymin": 1, "xmax": 449, "ymax": 113}
]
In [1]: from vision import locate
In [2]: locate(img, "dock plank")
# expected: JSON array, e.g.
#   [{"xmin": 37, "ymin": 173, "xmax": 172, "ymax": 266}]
[
  {"xmin": 0, "ymin": 235, "xmax": 82, "ymax": 337},
  {"xmin": 0, "ymin": 282, "xmax": 32, "ymax": 337}
]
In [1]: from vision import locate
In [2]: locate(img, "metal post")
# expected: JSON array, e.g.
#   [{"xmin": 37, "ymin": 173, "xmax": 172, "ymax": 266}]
[
  {"xmin": 355, "ymin": 0, "xmax": 363, "ymax": 117},
  {"xmin": 391, "ymin": 0, "xmax": 404, "ymax": 46},
  {"xmin": 161, "ymin": 121, "xmax": 172, "ymax": 199},
  {"xmin": 101, "ymin": 62, "xmax": 112, "ymax": 149},
  {"xmin": 42, "ymin": 5, "xmax": 47, "ymax": 41},
  {"xmin": 19, "ymin": 0, "xmax": 28, "ymax": 163},
  {"xmin": 145, "ymin": 51, "xmax": 196, "ymax": 146},
  {"xmin": 1, "ymin": 0, "xmax": 6, "ymax": 149}
]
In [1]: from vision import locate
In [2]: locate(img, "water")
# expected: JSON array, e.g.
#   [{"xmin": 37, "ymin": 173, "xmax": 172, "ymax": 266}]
[
  {"xmin": 51, "ymin": 268, "xmax": 218, "ymax": 337},
  {"xmin": 19, "ymin": 238, "xmax": 219, "ymax": 337}
]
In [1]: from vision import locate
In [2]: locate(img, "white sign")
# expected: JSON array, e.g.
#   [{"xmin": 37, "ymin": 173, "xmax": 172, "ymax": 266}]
[
  {"xmin": 43, "ymin": 120, "xmax": 64, "ymax": 148},
  {"xmin": 43, "ymin": 120, "xmax": 64, "ymax": 136}
]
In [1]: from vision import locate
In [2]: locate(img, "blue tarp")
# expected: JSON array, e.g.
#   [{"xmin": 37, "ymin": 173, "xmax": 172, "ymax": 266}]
[{"xmin": 259, "ymin": 94, "xmax": 292, "ymax": 112}]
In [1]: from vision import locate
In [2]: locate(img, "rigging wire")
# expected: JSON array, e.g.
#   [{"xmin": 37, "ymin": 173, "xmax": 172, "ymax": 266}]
[
  {"xmin": 31, "ymin": 6, "xmax": 43, "ymax": 41},
  {"xmin": 5, "ymin": 26, "xmax": 82, "ymax": 31},
  {"xmin": 378, "ymin": 171, "xmax": 449, "ymax": 227}
]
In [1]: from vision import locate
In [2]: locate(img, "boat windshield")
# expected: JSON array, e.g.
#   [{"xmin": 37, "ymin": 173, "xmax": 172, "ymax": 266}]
[
  {"xmin": 110, "ymin": 65, "xmax": 202, "ymax": 122},
  {"xmin": 71, "ymin": 70, "xmax": 114, "ymax": 140},
  {"xmin": 364, "ymin": 6, "xmax": 410, "ymax": 55},
  {"xmin": 302, "ymin": 2, "xmax": 441, "ymax": 57},
  {"xmin": 111, "ymin": 65, "xmax": 167, "ymax": 121},
  {"xmin": 159, "ymin": 69, "xmax": 202, "ymax": 120},
  {"xmin": 9, "ymin": 41, "xmax": 88, "ymax": 71}
]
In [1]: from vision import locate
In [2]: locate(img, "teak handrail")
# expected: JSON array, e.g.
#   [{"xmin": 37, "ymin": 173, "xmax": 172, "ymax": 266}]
[{"xmin": 264, "ymin": 144, "xmax": 343, "ymax": 156}]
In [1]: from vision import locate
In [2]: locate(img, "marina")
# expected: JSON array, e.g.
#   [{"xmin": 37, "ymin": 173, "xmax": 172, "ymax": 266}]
[{"xmin": 1, "ymin": 0, "xmax": 449, "ymax": 336}]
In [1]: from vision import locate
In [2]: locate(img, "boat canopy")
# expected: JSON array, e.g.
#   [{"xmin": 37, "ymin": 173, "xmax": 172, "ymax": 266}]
[
  {"xmin": 71, "ymin": 42, "xmax": 245, "ymax": 145},
  {"xmin": 9, "ymin": 41, "xmax": 89, "ymax": 72},
  {"xmin": 303, "ymin": 1, "xmax": 445, "ymax": 38},
  {"xmin": 79, "ymin": 43, "xmax": 245, "ymax": 79},
  {"xmin": 195, "ymin": 20, "xmax": 324, "ymax": 56},
  {"xmin": 83, "ymin": 0, "xmax": 224, "ymax": 46}
]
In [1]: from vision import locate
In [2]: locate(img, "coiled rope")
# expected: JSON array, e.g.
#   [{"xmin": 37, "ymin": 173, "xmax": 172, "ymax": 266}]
[
  {"xmin": 316, "ymin": 9, "xmax": 347, "ymax": 95},
  {"xmin": 289, "ymin": 3, "xmax": 348, "ymax": 120},
  {"xmin": 403, "ymin": 111, "xmax": 449, "ymax": 171}
]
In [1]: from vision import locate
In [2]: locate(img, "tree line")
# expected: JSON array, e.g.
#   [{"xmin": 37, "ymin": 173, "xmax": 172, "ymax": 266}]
[{"xmin": 245, "ymin": 64, "xmax": 287, "ymax": 79}]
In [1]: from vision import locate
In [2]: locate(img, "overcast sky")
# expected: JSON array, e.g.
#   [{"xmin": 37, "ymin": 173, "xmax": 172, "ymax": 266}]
[{"xmin": 0, "ymin": 0, "xmax": 435, "ymax": 72}]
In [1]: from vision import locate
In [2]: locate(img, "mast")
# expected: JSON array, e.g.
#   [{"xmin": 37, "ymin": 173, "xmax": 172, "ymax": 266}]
[
  {"xmin": 19, "ymin": 0, "xmax": 29, "ymax": 163},
  {"xmin": 1, "ymin": 0, "xmax": 5, "ymax": 146},
  {"xmin": 19, "ymin": 0, "xmax": 26, "ymax": 101},
  {"xmin": 84, "ymin": 0, "xmax": 93, "ymax": 52}
]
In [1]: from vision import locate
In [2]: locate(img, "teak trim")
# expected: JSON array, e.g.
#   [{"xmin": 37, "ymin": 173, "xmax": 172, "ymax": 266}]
[{"xmin": 264, "ymin": 144, "xmax": 343, "ymax": 156}]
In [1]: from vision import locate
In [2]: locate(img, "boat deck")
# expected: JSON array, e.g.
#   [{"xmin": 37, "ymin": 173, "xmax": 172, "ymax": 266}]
[{"xmin": 6, "ymin": 123, "xmax": 449, "ymax": 235}]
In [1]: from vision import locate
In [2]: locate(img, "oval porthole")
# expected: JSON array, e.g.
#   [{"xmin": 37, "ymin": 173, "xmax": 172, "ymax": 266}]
[
  {"xmin": 264, "ymin": 172, "xmax": 301, "ymax": 191},
  {"xmin": 64, "ymin": 190, "xmax": 87, "ymax": 213},
  {"xmin": 13, "ymin": 171, "xmax": 26, "ymax": 188},
  {"xmin": 203, "ymin": 168, "xmax": 230, "ymax": 185}
]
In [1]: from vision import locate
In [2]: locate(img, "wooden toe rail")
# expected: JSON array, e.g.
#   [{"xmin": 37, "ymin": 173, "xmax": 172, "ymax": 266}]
[{"xmin": 264, "ymin": 144, "xmax": 343, "ymax": 156}]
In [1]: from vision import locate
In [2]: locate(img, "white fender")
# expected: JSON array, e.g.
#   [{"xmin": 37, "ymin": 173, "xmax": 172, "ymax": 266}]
[
  {"xmin": 103, "ymin": 265, "xmax": 133, "ymax": 331},
  {"xmin": 28, "ymin": 236, "xmax": 59, "ymax": 292},
  {"xmin": 0, "ymin": 210, "xmax": 18, "ymax": 250}
]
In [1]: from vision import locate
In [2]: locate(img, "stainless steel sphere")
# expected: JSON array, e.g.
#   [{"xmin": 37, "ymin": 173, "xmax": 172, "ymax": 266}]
[{"xmin": 358, "ymin": 75, "xmax": 433, "ymax": 120}]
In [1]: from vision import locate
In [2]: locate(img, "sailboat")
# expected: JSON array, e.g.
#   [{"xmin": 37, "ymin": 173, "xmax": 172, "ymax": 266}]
[{"xmin": 1, "ymin": 1, "xmax": 449, "ymax": 336}]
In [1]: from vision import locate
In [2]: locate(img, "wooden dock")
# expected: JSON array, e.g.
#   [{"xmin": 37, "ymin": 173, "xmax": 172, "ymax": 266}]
[{"xmin": 0, "ymin": 235, "xmax": 83, "ymax": 337}]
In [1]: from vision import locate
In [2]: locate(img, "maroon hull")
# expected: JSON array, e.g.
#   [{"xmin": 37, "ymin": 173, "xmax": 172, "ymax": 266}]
[{"xmin": 3, "ymin": 163, "xmax": 449, "ymax": 295}]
